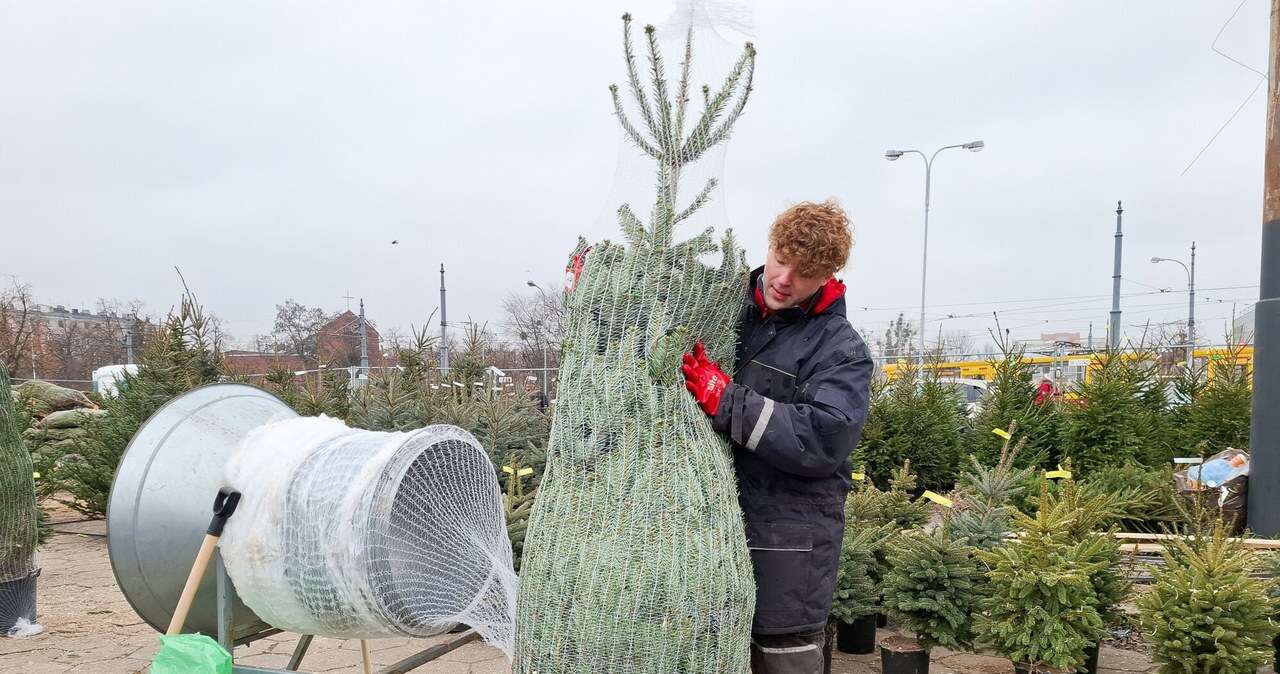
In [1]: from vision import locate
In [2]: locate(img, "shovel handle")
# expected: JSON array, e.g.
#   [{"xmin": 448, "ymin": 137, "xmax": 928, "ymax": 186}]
[
  {"xmin": 166, "ymin": 488, "xmax": 242, "ymax": 635},
  {"xmin": 166, "ymin": 534, "xmax": 218, "ymax": 635}
]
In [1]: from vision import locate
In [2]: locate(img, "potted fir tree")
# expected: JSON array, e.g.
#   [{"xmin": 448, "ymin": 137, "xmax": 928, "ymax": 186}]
[
  {"xmin": 879, "ymin": 527, "xmax": 982, "ymax": 674},
  {"xmin": 831, "ymin": 522, "xmax": 892, "ymax": 654},
  {"xmin": 1139, "ymin": 523, "xmax": 1278, "ymax": 673},
  {"xmin": 845, "ymin": 461, "xmax": 930, "ymax": 629},
  {"xmin": 975, "ymin": 488, "xmax": 1107, "ymax": 673},
  {"xmin": 0, "ymin": 364, "xmax": 40, "ymax": 635},
  {"xmin": 1032, "ymin": 476, "xmax": 1131, "ymax": 674}
]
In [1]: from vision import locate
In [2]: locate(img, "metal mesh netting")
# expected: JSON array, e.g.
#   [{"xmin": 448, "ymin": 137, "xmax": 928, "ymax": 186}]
[
  {"xmin": 513, "ymin": 8, "xmax": 757, "ymax": 673},
  {"xmin": 220, "ymin": 417, "xmax": 518, "ymax": 655}
]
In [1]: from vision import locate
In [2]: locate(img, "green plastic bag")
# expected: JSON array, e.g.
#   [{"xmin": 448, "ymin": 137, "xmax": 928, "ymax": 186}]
[{"xmin": 151, "ymin": 633, "xmax": 232, "ymax": 674}]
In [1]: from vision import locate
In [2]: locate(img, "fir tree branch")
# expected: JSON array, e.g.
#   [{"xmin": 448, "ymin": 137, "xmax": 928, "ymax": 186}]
[
  {"xmin": 621, "ymin": 14, "xmax": 660, "ymax": 143},
  {"xmin": 609, "ymin": 84, "xmax": 660, "ymax": 159},
  {"xmin": 671, "ymin": 227, "xmax": 717, "ymax": 260},
  {"xmin": 673, "ymin": 177, "xmax": 717, "ymax": 225},
  {"xmin": 617, "ymin": 204, "xmax": 647, "ymax": 244},
  {"xmin": 673, "ymin": 26, "xmax": 695, "ymax": 157},
  {"xmin": 644, "ymin": 25, "xmax": 675, "ymax": 156},
  {"xmin": 681, "ymin": 43, "xmax": 755, "ymax": 163},
  {"xmin": 704, "ymin": 45, "xmax": 756, "ymax": 150}
]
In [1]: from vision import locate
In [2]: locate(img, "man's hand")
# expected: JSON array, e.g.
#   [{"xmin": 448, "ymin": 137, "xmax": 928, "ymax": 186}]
[{"xmin": 682, "ymin": 341, "xmax": 729, "ymax": 416}]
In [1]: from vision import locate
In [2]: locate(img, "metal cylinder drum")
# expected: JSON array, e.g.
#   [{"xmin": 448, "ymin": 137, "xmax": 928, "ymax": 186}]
[{"xmin": 106, "ymin": 383, "xmax": 296, "ymax": 639}]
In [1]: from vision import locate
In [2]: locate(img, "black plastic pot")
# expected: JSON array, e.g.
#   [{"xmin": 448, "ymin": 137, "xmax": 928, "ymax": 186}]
[
  {"xmin": 0, "ymin": 569, "xmax": 39, "ymax": 633},
  {"xmin": 880, "ymin": 642, "xmax": 928, "ymax": 674},
  {"xmin": 876, "ymin": 612, "xmax": 888, "ymax": 628},
  {"xmin": 1080, "ymin": 641, "xmax": 1100, "ymax": 674},
  {"xmin": 835, "ymin": 614, "xmax": 877, "ymax": 654},
  {"xmin": 1272, "ymin": 632, "xmax": 1279, "ymax": 673}
]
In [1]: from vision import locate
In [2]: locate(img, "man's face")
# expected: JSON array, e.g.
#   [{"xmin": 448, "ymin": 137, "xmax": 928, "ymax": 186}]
[{"xmin": 762, "ymin": 247, "xmax": 829, "ymax": 311}]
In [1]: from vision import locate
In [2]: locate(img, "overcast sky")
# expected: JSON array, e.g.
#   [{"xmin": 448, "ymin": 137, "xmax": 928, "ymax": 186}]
[{"xmin": 1, "ymin": 1, "xmax": 1270, "ymax": 353}]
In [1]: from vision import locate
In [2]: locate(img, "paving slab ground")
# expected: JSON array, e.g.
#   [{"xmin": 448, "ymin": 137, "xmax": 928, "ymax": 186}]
[{"xmin": 1, "ymin": 517, "xmax": 1178, "ymax": 674}]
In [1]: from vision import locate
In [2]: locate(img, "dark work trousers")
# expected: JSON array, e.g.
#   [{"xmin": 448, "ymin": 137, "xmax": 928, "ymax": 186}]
[{"xmin": 750, "ymin": 628, "xmax": 832, "ymax": 674}]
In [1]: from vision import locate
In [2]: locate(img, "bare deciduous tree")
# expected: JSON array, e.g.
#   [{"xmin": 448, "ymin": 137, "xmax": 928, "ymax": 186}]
[
  {"xmin": 501, "ymin": 285, "xmax": 562, "ymax": 370},
  {"xmin": 0, "ymin": 280, "xmax": 37, "ymax": 375},
  {"xmin": 272, "ymin": 300, "xmax": 331, "ymax": 363}
]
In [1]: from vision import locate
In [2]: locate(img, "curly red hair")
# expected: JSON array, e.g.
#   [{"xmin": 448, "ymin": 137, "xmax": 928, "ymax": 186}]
[{"xmin": 768, "ymin": 200, "xmax": 853, "ymax": 278}]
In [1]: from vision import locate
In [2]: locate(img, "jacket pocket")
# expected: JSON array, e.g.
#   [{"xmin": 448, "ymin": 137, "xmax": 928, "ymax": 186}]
[{"xmin": 745, "ymin": 521, "xmax": 815, "ymax": 631}]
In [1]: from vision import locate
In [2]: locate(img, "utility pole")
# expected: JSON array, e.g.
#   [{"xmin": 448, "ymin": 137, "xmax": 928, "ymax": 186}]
[
  {"xmin": 1109, "ymin": 201, "xmax": 1124, "ymax": 350},
  {"xmin": 358, "ymin": 299, "xmax": 369, "ymax": 379},
  {"xmin": 1088, "ymin": 321, "xmax": 1093, "ymax": 351},
  {"xmin": 1188, "ymin": 241, "xmax": 1196, "ymax": 369},
  {"xmin": 1249, "ymin": 0, "xmax": 1280, "ymax": 536},
  {"xmin": 439, "ymin": 264, "xmax": 450, "ymax": 374}
]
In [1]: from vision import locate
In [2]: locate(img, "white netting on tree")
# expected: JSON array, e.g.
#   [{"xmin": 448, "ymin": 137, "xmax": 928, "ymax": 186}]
[
  {"xmin": 220, "ymin": 416, "xmax": 517, "ymax": 656},
  {"xmin": 513, "ymin": 7, "xmax": 757, "ymax": 673}
]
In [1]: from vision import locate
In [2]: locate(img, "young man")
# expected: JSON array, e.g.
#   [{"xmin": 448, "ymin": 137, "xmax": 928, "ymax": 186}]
[{"xmin": 681, "ymin": 200, "xmax": 873, "ymax": 674}]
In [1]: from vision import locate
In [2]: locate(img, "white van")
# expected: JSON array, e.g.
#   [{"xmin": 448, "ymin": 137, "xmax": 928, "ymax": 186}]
[{"xmin": 92, "ymin": 364, "xmax": 140, "ymax": 398}]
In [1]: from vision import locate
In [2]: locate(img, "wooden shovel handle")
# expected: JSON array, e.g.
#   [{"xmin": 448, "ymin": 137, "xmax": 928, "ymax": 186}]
[{"xmin": 166, "ymin": 533, "xmax": 220, "ymax": 635}]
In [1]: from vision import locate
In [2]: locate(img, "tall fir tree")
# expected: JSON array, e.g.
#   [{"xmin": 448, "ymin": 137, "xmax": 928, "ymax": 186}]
[
  {"xmin": 854, "ymin": 361, "xmax": 965, "ymax": 491},
  {"xmin": 54, "ymin": 295, "xmax": 221, "ymax": 515},
  {"xmin": 965, "ymin": 349, "xmax": 1060, "ymax": 468},
  {"xmin": 515, "ymin": 13, "xmax": 757, "ymax": 672},
  {"xmin": 1061, "ymin": 348, "xmax": 1171, "ymax": 474}
]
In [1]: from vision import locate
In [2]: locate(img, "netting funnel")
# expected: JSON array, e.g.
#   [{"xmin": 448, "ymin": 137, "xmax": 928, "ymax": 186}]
[
  {"xmin": 513, "ymin": 7, "xmax": 757, "ymax": 673},
  {"xmin": 220, "ymin": 417, "xmax": 518, "ymax": 656}
]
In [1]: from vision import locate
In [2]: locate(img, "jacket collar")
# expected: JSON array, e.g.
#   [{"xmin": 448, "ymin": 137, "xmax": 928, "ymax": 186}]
[{"xmin": 749, "ymin": 266, "xmax": 847, "ymax": 321}]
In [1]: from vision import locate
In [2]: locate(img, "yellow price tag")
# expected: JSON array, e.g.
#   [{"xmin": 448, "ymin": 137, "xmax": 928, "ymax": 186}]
[
  {"xmin": 1045, "ymin": 467, "xmax": 1072, "ymax": 480},
  {"xmin": 922, "ymin": 490, "xmax": 954, "ymax": 508},
  {"xmin": 851, "ymin": 471, "xmax": 866, "ymax": 481},
  {"xmin": 32, "ymin": 472, "xmax": 40, "ymax": 480},
  {"xmin": 992, "ymin": 428, "xmax": 1011, "ymax": 440},
  {"xmin": 502, "ymin": 466, "xmax": 534, "ymax": 477}
]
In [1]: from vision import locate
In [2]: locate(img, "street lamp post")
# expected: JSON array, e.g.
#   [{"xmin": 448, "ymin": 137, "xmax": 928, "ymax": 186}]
[
  {"xmin": 526, "ymin": 281, "xmax": 551, "ymax": 402},
  {"xmin": 1151, "ymin": 241, "xmax": 1196, "ymax": 370},
  {"xmin": 885, "ymin": 140, "xmax": 985, "ymax": 361}
]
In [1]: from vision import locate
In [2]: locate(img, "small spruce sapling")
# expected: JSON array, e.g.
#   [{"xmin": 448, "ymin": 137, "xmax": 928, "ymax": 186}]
[
  {"xmin": 830, "ymin": 522, "xmax": 892, "ymax": 624},
  {"xmin": 975, "ymin": 484, "xmax": 1107, "ymax": 670},
  {"xmin": 1138, "ymin": 523, "xmax": 1279, "ymax": 673},
  {"xmin": 881, "ymin": 527, "xmax": 982, "ymax": 652}
]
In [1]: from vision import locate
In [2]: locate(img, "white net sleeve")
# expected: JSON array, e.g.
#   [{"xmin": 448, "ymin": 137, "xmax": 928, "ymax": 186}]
[{"xmin": 220, "ymin": 416, "xmax": 518, "ymax": 656}]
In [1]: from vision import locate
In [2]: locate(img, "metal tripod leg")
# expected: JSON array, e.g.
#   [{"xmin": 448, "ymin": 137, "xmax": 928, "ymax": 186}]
[{"xmin": 286, "ymin": 634, "xmax": 314, "ymax": 671}]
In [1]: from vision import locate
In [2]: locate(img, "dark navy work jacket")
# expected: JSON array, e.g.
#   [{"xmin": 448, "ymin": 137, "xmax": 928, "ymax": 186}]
[{"xmin": 711, "ymin": 266, "xmax": 874, "ymax": 635}]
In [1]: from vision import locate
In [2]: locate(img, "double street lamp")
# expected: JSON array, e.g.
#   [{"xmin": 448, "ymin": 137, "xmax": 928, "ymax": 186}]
[
  {"xmin": 884, "ymin": 140, "xmax": 985, "ymax": 360},
  {"xmin": 1151, "ymin": 242, "xmax": 1197, "ymax": 370}
]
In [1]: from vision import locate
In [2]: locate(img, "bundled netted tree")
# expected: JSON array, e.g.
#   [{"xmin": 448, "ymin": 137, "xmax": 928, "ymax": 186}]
[
  {"xmin": 514, "ymin": 13, "xmax": 756, "ymax": 673},
  {"xmin": 1139, "ymin": 523, "xmax": 1278, "ymax": 673},
  {"xmin": 0, "ymin": 364, "xmax": 39, "ymax": 630},
  {"xmin": 54, "ymin": 295, "xmax": 221, "ymax": 515}
]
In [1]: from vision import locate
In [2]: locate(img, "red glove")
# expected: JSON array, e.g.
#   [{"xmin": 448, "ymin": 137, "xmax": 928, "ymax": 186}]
[
  {"xmin": 682, "ymin": 341, "xmax": 729, "ymax": 416},
  {"xmin": 564, "ymin": 247, "xmax": 592, "ymax": 292}
]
